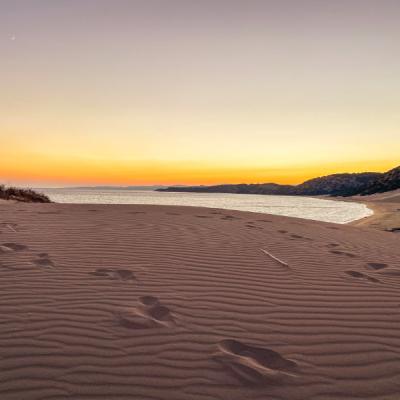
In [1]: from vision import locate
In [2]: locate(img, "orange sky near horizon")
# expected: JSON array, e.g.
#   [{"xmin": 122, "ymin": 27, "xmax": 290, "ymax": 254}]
[
  {"xmin": 1, "ymin": 1, "xmax": 399, "ymax": 187},
  {"xmin": 0, "ymin": 146, "xmax": 397, "ymax": 187}
]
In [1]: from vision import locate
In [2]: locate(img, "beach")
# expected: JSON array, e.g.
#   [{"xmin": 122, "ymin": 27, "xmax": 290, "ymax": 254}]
[
  {"xmin": 0, "ymin": 201, "xmax": 400, "ymax": 400},
  {"xmin": 349, "ymin": 190, "xmax": 400, "ymax": 232}
]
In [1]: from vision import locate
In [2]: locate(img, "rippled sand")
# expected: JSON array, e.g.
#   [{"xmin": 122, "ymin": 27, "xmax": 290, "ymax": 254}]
[{"xmin": 0, "ymin": 202, "xmax": 399, "ymax": 400}]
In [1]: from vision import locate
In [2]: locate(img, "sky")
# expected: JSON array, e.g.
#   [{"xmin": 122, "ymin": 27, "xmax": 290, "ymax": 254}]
[{"xmin": 0, "ymin": 0, "xmax": 399, "ymax": 187}]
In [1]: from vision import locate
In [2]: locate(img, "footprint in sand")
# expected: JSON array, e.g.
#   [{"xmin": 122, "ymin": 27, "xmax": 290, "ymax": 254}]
[
  {"xmin": 214, "ymin": 339, "xmax": 298, "ymax": 385},
  {"xmin": 89, "ymin": 268, "xmax": 135, "ymax": 281},
  {"xmin": 221, "ymin": 215, "xmax": 240, "ymax": 220},
  {"xmin": 116, "ymin": 296, "xmax": 175, "ymax": 329},
  {"xmin": 365, "ymin": 263, "xmax": 400, "ymax": 277},
  {"xmin": 33, "ymin": 253, "xmax": 55, "ymax": 268},
  {"xmin": 327, "ymin": 243, "xmax": 340, "ymax": 248},
  {"xmin": 366, "ymin": 262, "xmax": 388, "ymax": 271},
  {"xmin": 246, "ymin": 224, "xmax": 262, "ymax": 229},
  {"xmin": 0, "ymin": 243, "xmax": 27, "ymax": 253},
  {"xmin": 330, "ymin": 250, "xmax": 357, "ymax": 258},
  {"xmin": 345, "ymin": 270, "xmax": 380, "ymax": 283},
  {"xmin": 290, "ymin": 234, "xmax": 312, "ymax": 241}
]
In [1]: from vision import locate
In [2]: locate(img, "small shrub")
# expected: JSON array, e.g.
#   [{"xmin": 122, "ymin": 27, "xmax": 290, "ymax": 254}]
[{"xmin": 0, "ymin": 185, "xmax": 51, "ymax": 203}]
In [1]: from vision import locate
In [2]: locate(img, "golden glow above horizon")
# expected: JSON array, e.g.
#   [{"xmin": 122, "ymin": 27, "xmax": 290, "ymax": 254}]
[{"xmin": 1, "ymin": 1, "xmax": 399, "ymax": 186}]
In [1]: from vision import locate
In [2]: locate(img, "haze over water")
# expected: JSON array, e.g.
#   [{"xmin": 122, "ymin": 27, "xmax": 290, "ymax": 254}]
[{"xmin": 42, "ymin": 188, "xmax": 372, "ymax": 224}]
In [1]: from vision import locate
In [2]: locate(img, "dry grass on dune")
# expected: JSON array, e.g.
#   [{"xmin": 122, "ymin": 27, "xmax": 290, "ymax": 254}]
[
  {"xmin": 0, "ymin": 185, "xmax": 50, "ymax": 203},
  {"xmin": 0, "ymin": 202, "xmax": 400, "ymax": 400}
]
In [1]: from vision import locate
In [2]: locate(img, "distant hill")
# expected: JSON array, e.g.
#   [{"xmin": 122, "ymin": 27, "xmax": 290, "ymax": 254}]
[
  {"xmin": 158, "ymin": 166, "xmax": 400, "ymax": 197},
  {"xmin": 359, "ymin": 166, "xmax": 400, "ymax": 195},
  {"xmin": 163, "ymin": 183, "xmax": 294, "ymax": 195},
  {"xmin": 293, "ymin": 173, "xmax": 382, "ymax": 196}
]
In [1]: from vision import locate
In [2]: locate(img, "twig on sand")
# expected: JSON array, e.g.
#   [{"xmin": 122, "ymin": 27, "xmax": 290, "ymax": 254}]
[
  {"xmin": 261, "ymin": 249, "xmax": 291, "ymax": 270},
  {"xmin": 6, "ymin": 224, "xmax": 17, "ymax": 233}
]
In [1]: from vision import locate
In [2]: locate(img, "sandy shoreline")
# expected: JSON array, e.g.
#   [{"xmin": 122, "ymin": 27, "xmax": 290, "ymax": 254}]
[
  {"xmin": 0, "ymin": 201, "xmax": 399, "ymax": 399},
  {"xmin": 330, "ymin": 191, "xmax": 400, "ymax": 232}
]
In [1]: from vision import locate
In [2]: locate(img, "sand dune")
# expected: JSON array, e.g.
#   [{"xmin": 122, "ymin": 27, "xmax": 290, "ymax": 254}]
[{"xmin": 0, "ymin": 202, "xmax": 400, "ymax": 399}]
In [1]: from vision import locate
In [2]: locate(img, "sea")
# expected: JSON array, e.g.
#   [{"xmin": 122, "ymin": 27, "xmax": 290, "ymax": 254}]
[{"xmin": 40, "ymin": 188, "xmax": 373, "ymax": 224}]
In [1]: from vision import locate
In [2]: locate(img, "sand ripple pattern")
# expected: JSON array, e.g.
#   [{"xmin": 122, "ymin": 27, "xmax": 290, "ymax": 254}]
[{"xmin": 0, "ymin": 203, "xmax": 400, "ymax": 400}]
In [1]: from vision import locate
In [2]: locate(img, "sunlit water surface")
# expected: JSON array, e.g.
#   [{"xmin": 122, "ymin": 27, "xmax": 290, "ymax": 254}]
[{"xmin": 41, "ymin": 188, "xmax": 373, "ymax": 224}]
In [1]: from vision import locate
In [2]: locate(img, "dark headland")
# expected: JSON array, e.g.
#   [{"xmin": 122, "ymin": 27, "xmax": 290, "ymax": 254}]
[{"xmin": 158, "ymin": 165, "xmax": 400, "ymax": 197}]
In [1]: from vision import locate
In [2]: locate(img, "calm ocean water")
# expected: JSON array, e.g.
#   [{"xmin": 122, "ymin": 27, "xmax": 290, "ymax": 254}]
[{"xmin": 40, "ymin": 188, "xmax": 373, "ymax": 224}]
